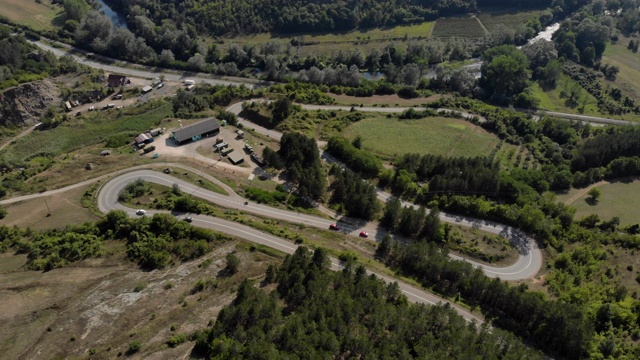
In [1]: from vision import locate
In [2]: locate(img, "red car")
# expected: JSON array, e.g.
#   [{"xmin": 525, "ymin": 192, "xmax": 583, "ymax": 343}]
[
  {"xmin": 359, "ymin": 231, "xmax": 369, "ymax": 238},
  {"xmin": 329, "ymin": 223, "xmax": 340, "ymax": 230}
]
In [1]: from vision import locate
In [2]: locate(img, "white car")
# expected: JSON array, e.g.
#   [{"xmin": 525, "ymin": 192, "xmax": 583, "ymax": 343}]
[
  {"xmin": 157, "ymin": 83, "xmax": 164, "ymax": 89},
  {"xmin": 136, "ymin": 209, "xmax": 146, "ymax": 215}
]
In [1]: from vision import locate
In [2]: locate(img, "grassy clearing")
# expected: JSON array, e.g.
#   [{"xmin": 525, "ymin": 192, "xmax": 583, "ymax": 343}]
[
  {"xmin": 476, "ymin": 7, "xmax": 544, "ymax": 33},
  {"xmin": 556, "ymin": 179, "xmax": 640, "ymax": 226},
  {"xmin": 224, "ymin": 21, "xmax": 434, "ymax": 47},
  {"xmin": 432, "ymin": 17, "xmax": 486, "ymax": 38},
  {"xmin": 1, "ymin": 100, "xmax": 172, "ymax": 164},
  {"xmin": 343, "ymin": 114, "xmax": 499, "ymax": 159},
  {"xmin": 531, "ymin": 75, "xmax": 602, "ymax": 115},
  {"xmin": 0, "ymin": 0, "xmax": 61, "ymax": 31},
  {"xmin": 153, "ymin": 168, "xmax": 229, "ymax": 195},
  {"xmin": 0, "ymin": 184, "xmax": 99, "ymax": 230},
  {"xmin": 602, "ymin": 37, "xmax": 640, "ymax": 104},
  {"xmin": 449, "ymin": 224, "xmax": 518, "ymax": 266}
]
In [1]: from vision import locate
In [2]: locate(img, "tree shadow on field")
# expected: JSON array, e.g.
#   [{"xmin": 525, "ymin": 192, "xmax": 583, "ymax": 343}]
[{"xmin": 585, "ymin": 197, "xmax": 599, "ymax": 206}]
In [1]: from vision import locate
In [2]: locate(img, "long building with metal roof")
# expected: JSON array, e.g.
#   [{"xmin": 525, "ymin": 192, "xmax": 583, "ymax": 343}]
[{"xmin": 171, "ymin": 118, "xmax": 220, "ymax": 145}]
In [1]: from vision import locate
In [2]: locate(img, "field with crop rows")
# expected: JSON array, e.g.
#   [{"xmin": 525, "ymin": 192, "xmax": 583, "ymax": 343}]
[{"xmin": 432, "ymin": 17, "xmax": 487, "ymax": 37}]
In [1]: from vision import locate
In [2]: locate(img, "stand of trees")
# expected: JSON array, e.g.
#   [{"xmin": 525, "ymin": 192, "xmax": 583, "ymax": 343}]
[
  {"xmin": 276, "ymin": 132, "xmax": 326, "ymax": 200},
  {"xmin": 326, "ymin": 136, "xmax": 382, "ymax": 177},
  {"xmin": 195, "ymin": 246, "xmax": 543, "ymax": 359},
  {"xmin": 328, "ymin": 166, "xmax": 379, "ymax": 220}
]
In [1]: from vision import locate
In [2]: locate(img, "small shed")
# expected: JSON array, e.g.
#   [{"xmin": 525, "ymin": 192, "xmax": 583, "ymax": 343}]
[
  {"xmin": 228, "ymin": 152, "xmax": 244, "ymax": 165},
  {"xmin": 149, "ymin": 128, "xmax": 163, "ymax": 137},
  {"xmin": 142, "ymin": 86, "xmax": 153, "ymax": 94},
  {"xmin": 64, "ymin": 101, "xmax": 72, "ymax": 112},
  {"xmin": 107, "ymin": 74, "xmax": 130, "ymax": 87}
]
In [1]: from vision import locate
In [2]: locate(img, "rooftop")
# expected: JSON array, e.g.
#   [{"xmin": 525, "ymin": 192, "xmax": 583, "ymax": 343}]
[{"xmin": 172, "ymin": 118, "xmax": 220, "ymax": 143}]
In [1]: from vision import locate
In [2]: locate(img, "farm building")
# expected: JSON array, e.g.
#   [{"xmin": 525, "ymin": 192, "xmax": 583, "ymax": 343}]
[
  {"xmin": 228, "ymin": 152, "xmax": 244, "ymax": 165},
  {"xmin": 171, "ymin": 118, "xmax": 220, "ymax": 145},
  {"xmin": 134, "ymin": 133, "xmax": 154, "ymax": 145},
  {"xmin": 107, "ymin": 74, "xmax": 130, "ymax": 87}
]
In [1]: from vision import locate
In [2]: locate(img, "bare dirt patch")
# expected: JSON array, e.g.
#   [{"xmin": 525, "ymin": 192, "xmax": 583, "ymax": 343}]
[
  {"xmin": 0, "ymin": 183, "xmax": 99, "ymax": 230},
  {"xmin": 0, "ymin": 241, "xmax": 280, "ymax": 359}
]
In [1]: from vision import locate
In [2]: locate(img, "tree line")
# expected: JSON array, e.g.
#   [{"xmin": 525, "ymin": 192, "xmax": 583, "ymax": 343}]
[{"xmin": 195, "ymin": 246, "xmax": 543, "ymax": 359}]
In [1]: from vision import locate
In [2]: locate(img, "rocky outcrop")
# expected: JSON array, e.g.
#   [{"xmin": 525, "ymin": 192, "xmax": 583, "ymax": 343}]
[{"xmin": 0, "ymin": 80, "xmax": 60, "ymax": 127}]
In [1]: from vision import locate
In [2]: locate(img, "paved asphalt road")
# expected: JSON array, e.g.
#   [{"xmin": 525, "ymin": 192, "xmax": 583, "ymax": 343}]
[
  {"xmin": 99, "ymin": 170, "xmax": 542, "ymax": 282},
  {"xmin": 97, "ymin": 170, "xmax": 484, "ymax": 323},
  {"xmin": 228, "ymin": 101, "xmax": 543, "ymax": 281}
]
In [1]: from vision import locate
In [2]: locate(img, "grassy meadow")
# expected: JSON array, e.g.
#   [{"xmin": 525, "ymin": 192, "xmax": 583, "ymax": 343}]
[
  {"xmin": 531, "ymin": 75, "xmax": 602, "ymax": 116},
  {"xmin": 602, "ymin": 37, "xmax": 640, "ymax": 104},
  {"xmin": 432, "ymin": 17, "xmax": 487, "ymax": 37},
  {"xmin": 476, "ymin": 7, "xmax": 544, "ymax": 34},
  {"xmin": 557, "ymin": 179, "xmax": 640, "ymax": 226},
  {"xmin": 0, "ymin": 0, "xmax": 61, "ymax": 31},
  {"xmin": 343, "ymin": 115, "xmax": 499, "ymax": 159}
]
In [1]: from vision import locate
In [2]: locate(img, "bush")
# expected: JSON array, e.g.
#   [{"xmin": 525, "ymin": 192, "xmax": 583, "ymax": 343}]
[{"xmin": 126, "ymin": 340, "xmax": 141, "ymax": 355}]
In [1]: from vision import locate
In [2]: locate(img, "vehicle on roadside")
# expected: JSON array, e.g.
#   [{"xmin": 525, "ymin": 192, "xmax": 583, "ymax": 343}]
[
  {"xmin": 330, "ymin": 223, "xmax": 340, "ymax": 230},
  {"xmin": 184, "ymin": 79, "xmax": 195, "ymax": 85},
  {"xmin": 359, "ymin": 231, "xmax": 369, "ymax": 238},
  {"xmin": 113, "ymin": 94, "xmax": 123, "ymax": 100},
  {"xmin": 75, "ymin": 111, "xmax": 82, "ymax": 117},
  {"xmin": 88, "ymin": 106, "xmax": 95, "ymax": 111},
  {"xmin": 184, "ymin": 216, "xmax": 193, "ymax": 223},
  {"xmin": 157, "ymin": 83, "xmax": 164, "ymax": 89},
  {"xmin": 136, "ymin": 209, "xmax": 146, "ymax": 215},
  {"xmin": 108, "ymin": 103, "xmax": 115, "ymax": 108}
]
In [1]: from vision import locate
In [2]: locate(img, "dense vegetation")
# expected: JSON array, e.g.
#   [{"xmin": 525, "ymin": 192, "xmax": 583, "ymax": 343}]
[
  {"xmin": 274, "ymin": 132, "xmax": 327, "ymax": 200},
  {"xmin": 195, "ymin": 246, "xmax": 543, "ymax": 359},
  {"xmin": 0, "ymin": 24, "xmax": 78, "ymax": 92},
  {"xmin": 328, "ymin": 166, "xmax": 380, "ymax": 220},
  {"xmin": 0, "ymin": 210, "xmax": 233, "ymax": 271}
]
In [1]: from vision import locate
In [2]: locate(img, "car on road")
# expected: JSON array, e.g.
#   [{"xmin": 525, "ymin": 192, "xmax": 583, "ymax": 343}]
[
  {"xmin": 184, "ymin": 216, "xmax": 193, "ymax": 223},
  {"xmin": 359, "ymin": 231, "xmax": 368, "ymax": 238},
  {"xmin": 329, "ymin": 223, "xmax": 340, "ymax": 230},
  {"xmin": 113, "ymin": 94, "xmax": 123, "ymax": 100},
  {"xmin": 157, "ymin": 83, "xmax": 164, "ymax": 89},
  {"xmin": 136, "ymin": 209, "xmax": 146, "ymax": 215}
]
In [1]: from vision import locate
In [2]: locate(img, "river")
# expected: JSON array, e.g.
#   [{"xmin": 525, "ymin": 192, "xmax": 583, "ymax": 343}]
[
  {"xmin": 526, "ymin": 22, "xmax": 560, "ymax": 45},
  {"xmin": 94, "ymin": 0, "xmax": 128, "ymax": 28}
]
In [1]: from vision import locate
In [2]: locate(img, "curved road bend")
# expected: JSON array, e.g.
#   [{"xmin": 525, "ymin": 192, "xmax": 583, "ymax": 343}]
[
  {"xmin": 99, "ymin": 170, "xmax": 542, "ymax": 281},
  {"xmin": 98, "ymin": 171, "xmax": 484, "ymax": 323},
  {"xmin": 228, "ymin": 101, "xmax": 544, "ymax": 281}
]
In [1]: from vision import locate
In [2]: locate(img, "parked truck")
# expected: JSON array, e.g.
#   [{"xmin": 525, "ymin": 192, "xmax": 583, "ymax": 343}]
[{"xmin": 184, "ymin": 79, "xmax": 195, "ymax": 85}]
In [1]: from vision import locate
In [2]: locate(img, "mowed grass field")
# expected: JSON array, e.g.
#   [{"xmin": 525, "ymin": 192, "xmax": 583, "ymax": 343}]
[
  {"xmin": 557, "ymin": 179, "xmax": 640, "ymax": 226},
  {"xmin": 432, "ymin": 17, "xmax": 487, "ymax": 37},
  {"xmin": 602, "ymin": 38, "xmax": 640, "ymax": 104},
  {"xmin": 0, "ymin": 0, "xmax": 61, "ymax": 31},
  {"xmin": 476, "ymin": 7, "xmax": 544, "ymax": 33},
  {"xmin": 225, "ymin": 21, "xmax": 434, "ymax": 46},
  {"xmin": 531, "ymin": 74, "xmax": 602, "ymax": 116},
  {"xmin": 343, "ymin": 115, "xmax": 499, "ymax": 158}
]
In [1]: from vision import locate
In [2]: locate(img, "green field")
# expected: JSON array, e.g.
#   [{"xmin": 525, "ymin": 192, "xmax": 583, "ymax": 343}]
[
  {"xmin": 343, "ymin": 115, "xmax": 499, "ymax": 158},
  {"xmin": 557, "ymin": 179, "xmax": 640, "ymax": 226},
  {"xmin": 0, "ymin": 0, "xmax": 61, "ymax": 31},
  {"xmin": 222, "ymin": 21, "xmax": 435, "ymax": 56},
  {"xmin": 531, "ymin": 75, "xmax": 602, "ymax": 116},
  {"xmin": 477, "ymin": 7, "xmax": 544, "ymax": 33},
  {"xmin": 602, "ymin": 37, "xmax": 640, "ymax": 104},
  {"xmin": 1, "ymin": 101, "xmax": 172, "ymax": 164},
  {"xmin": 432, "ymin": 17, "xmax": 487, "ymax": 37}
]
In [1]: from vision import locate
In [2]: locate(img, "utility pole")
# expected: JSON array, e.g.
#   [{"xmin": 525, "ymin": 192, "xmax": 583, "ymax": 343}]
[{"xmin": 44, "ymin": 199, "xmax": 51, "ymax": 217}]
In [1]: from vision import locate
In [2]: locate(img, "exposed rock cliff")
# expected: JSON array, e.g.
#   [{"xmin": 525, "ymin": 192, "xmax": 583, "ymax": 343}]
[{"xmin": 0, "ymin": 80, "xmax": 60, "ymax": 127}]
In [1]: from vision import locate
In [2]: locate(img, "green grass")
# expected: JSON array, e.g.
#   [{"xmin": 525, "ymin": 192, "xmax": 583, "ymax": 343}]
[
  {"xmin": 155, "ymin": 168, "xmax": 229, "ymax": 196},
  {"xmin": 0, "ymin": 0, "xmax": 61, "ymax": 31},
  {"xmin": 0, "ymin": 100, "xmax": 172, "ymax": 164},
  {"xmin": 477, "ymin": 7, "xmax": 544, "ymax": 33},
  {"xmin": 557, "ymin": 179, "xmax": 640, "ymax": 226},
  {"xmin": 432, "ymin": 17, "xmax": 486, "ymax": 37},
  {"xmin": 531, "ymin": 75, "xmax": 601, "ymax": 116},
  {"xmin": 343, "ymin": 115, "xmax": 500, "ymax": 159},
  {"xmin": 602, "ymin": 37, "xmax": 640, "ymax": 105},
  {"xmin": 223, "ymin": 21, "xmax": 434, "ymax": 46}
]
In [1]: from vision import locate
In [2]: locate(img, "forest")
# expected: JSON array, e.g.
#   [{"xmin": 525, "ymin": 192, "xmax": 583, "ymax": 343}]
[{"xmin": 195, "ymin": 246, "xmax": 544, "ymax": 359}]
